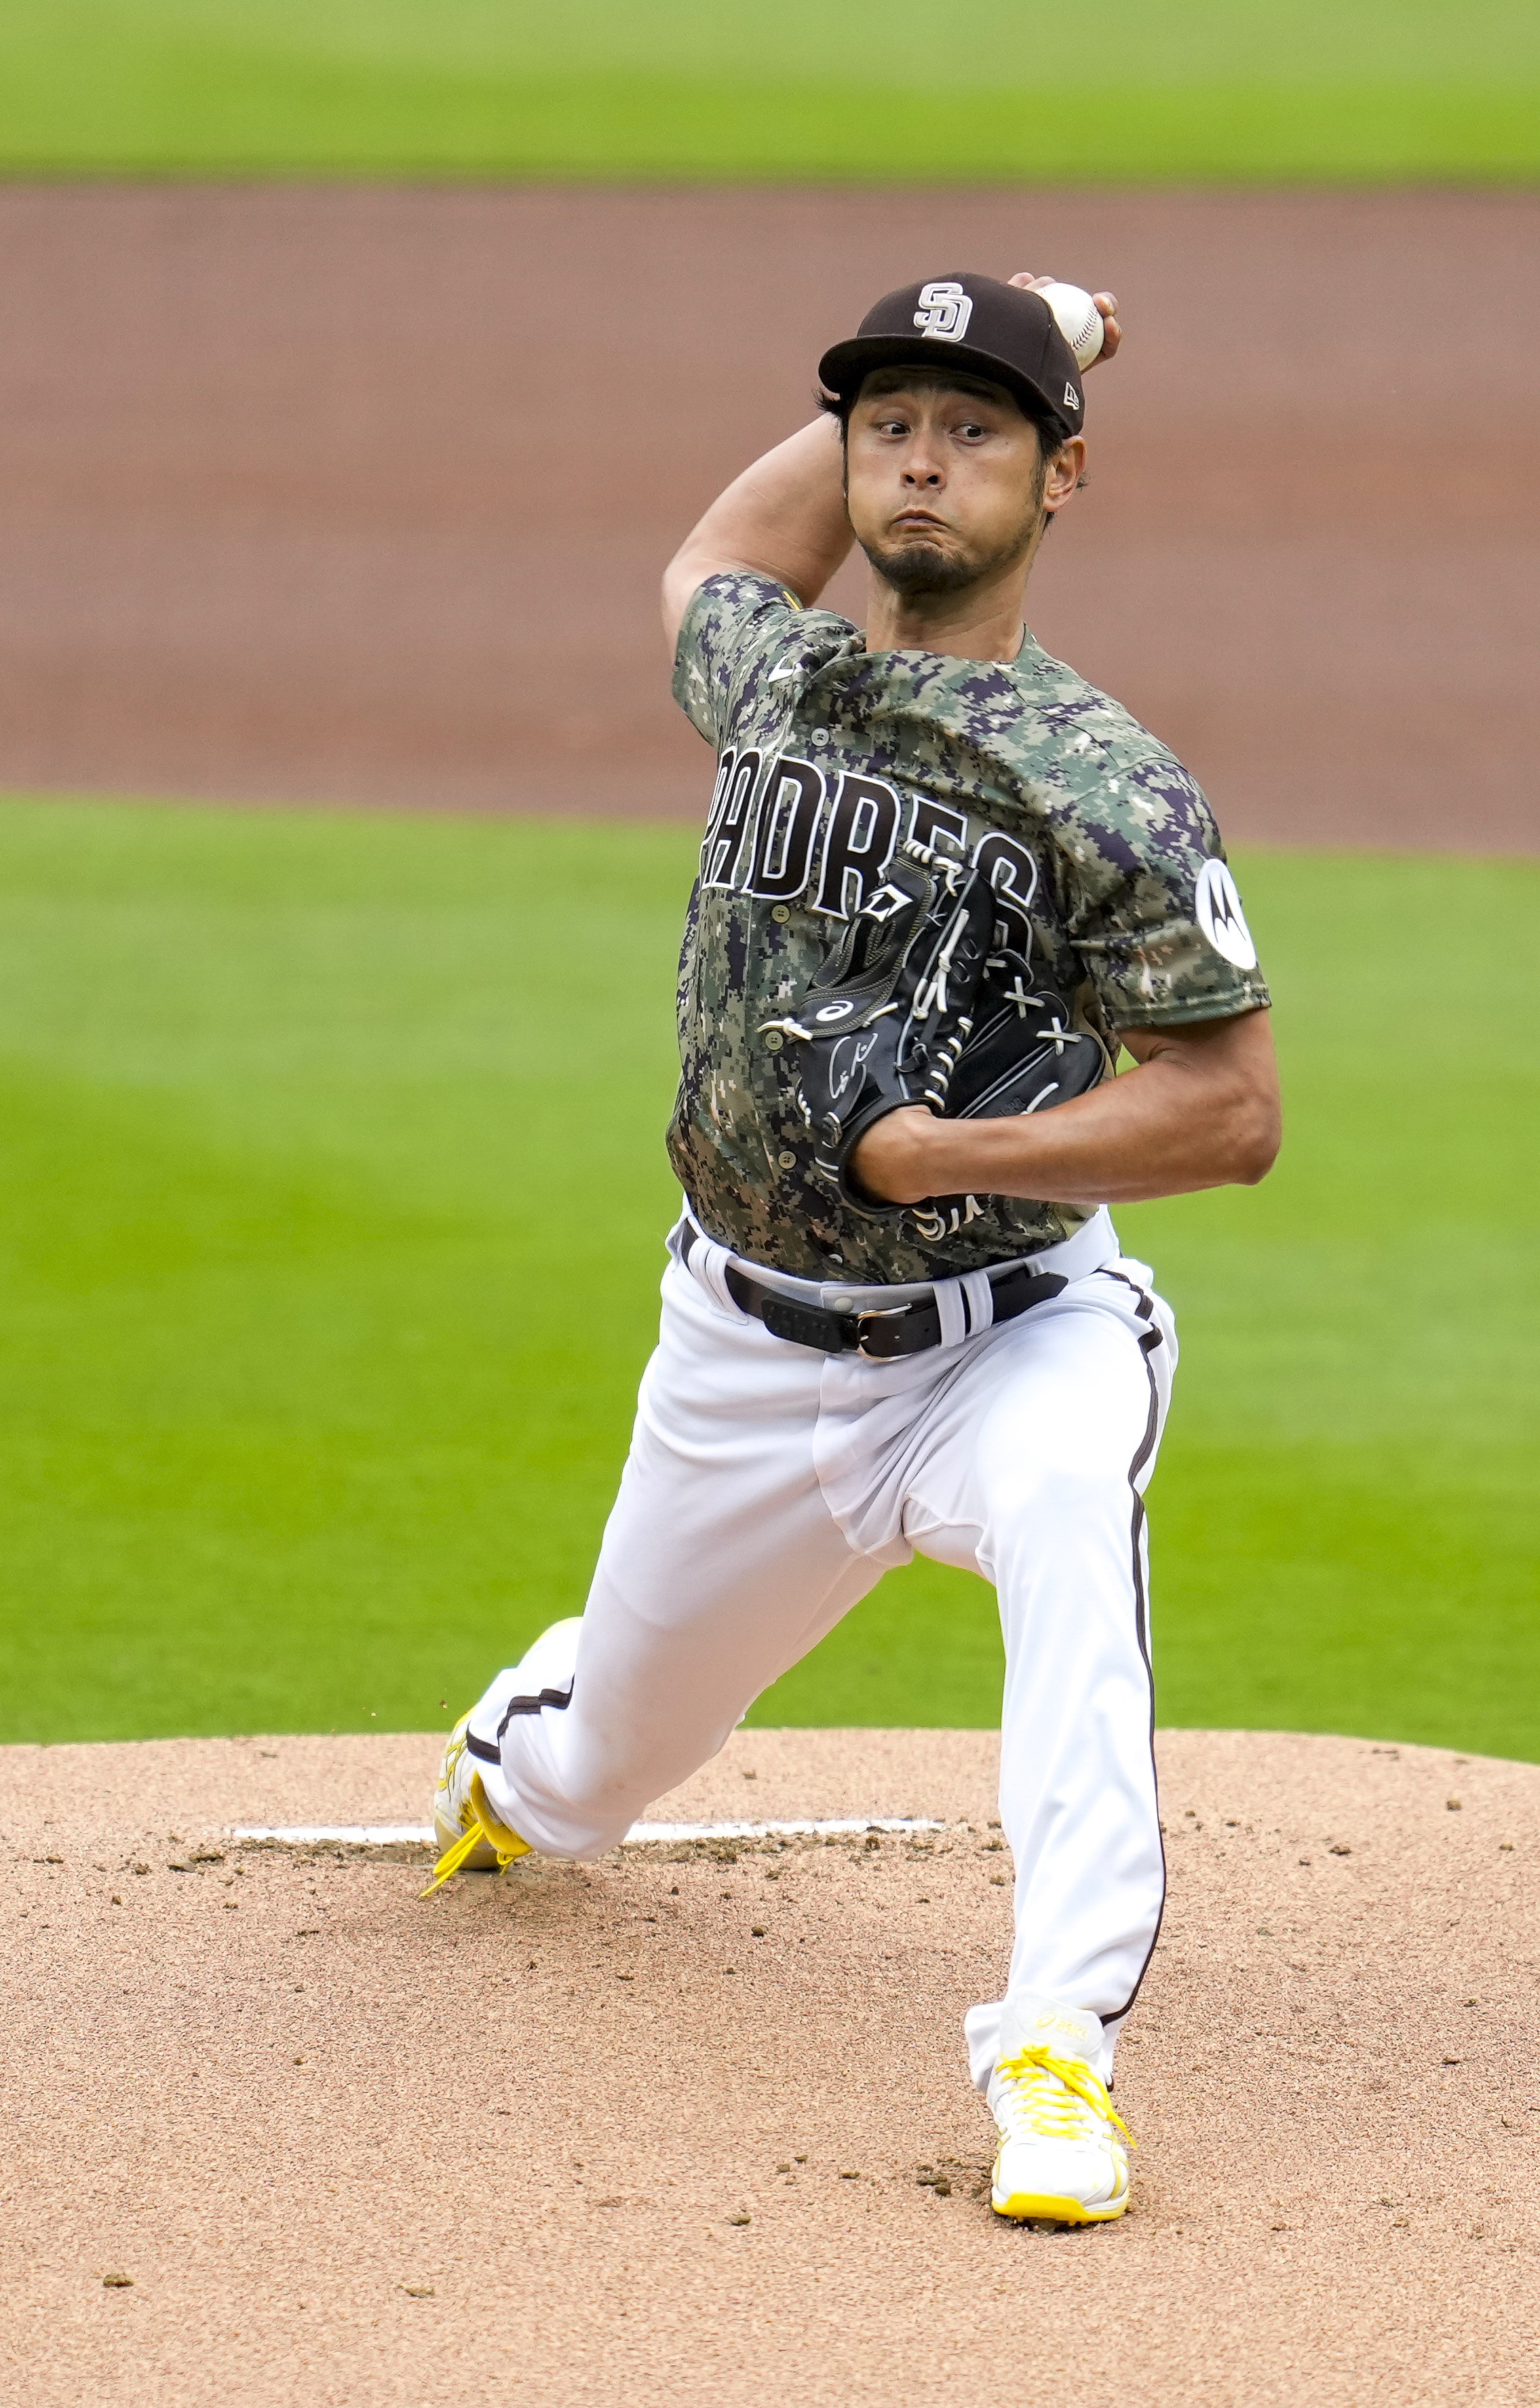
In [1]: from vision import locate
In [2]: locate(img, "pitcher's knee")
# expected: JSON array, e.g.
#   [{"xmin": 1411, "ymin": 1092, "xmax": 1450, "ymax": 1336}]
[{"xmin": 985, "ymin": 1448, "xmax": 1131, "ymax": 1541}]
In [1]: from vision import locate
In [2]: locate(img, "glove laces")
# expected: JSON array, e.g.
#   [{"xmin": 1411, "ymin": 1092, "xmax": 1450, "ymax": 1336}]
[{"xmin": 994, "ymin": 2044, "xmax": 1134, "ymax": 2149}]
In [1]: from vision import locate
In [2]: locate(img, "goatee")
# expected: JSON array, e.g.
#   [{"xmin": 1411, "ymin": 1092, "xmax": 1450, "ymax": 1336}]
[
  {"xmin": 862, "ymin": 508, "xmax": 1041, "ymax": 603},
  {"xmin": 861, "ymin": 538, "xmax": 980, "ymax": 598}
]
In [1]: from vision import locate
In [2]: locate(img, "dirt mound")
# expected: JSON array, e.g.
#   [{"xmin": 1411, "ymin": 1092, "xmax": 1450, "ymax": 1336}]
[{"xmin": 2, "ymin": 1725, "xmax": 1535, "ymax": 2404}]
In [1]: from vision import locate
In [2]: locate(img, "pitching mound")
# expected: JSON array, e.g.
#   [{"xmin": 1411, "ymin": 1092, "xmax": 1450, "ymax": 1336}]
[{"xmin": 3, "ymin": 1727, "xmax": 1535, "ymax": 2405}]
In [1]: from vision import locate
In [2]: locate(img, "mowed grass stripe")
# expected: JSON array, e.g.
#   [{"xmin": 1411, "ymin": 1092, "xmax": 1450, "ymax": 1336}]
[
  {"xmin": 3, "ymin": 0, "xmax": 1538, "ymax": 179},
  {"xmin": 5, "ymin": 75, "xmax": 1538, "ymax": 183},
  {"xmin": 0, "ymin": 798, "xmax": 1535, "ymax": 1757}
]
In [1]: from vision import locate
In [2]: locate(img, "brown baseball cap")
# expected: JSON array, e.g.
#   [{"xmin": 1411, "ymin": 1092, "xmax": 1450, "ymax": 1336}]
[{"xmin": 818, "ymin": 273, "xmax": 1085, "ymax": 443}]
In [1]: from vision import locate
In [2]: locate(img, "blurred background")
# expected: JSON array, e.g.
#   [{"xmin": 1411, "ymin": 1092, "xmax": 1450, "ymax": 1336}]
[{"xmin": 0, "ymin": 3, "xmax": 1535, "ymax": 1753}]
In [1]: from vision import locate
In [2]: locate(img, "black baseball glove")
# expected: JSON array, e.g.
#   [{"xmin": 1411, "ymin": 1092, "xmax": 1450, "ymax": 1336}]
[
  {"xmin": 946, "ymin": 959, "xmax": 1109, "ymax": 1125},
  {"xmin": 765, "ymin": 836, "xmax": 1109, "ymax": 1229}
]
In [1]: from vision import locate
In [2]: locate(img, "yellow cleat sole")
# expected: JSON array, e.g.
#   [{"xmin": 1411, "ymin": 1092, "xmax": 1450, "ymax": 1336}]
[{"xmin": 991, "ymin": 2188, "xmax": 1128, "ymax": 2225}]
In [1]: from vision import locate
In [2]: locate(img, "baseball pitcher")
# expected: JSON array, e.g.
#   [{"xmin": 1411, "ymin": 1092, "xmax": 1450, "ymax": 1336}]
[{"xmin": 426, "ymin": 270, "xmax": 1280, "ymax": 2225}]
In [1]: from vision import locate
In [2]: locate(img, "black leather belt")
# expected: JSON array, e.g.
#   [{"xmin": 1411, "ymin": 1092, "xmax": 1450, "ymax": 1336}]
[{"xmin": 680, "ymin": 1224, "xmax": 1066, "ymax": 1360}]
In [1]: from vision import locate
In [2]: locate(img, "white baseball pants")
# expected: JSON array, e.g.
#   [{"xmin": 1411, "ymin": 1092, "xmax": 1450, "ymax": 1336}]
[{"xmin": 475, "ymin": 1212, "xmax": 1177, "ymax": 2088}]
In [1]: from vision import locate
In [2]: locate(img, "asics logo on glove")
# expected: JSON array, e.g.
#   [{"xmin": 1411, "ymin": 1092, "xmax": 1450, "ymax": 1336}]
[{"xmin": 758, "ymin": 833, "xmax": 993, "ymax": 1223}]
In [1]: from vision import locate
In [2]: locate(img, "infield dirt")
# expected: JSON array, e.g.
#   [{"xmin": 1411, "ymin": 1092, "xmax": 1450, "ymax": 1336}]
[
  {"xmin": 3, "ymin": 1725, "xmax": 1536, "ymax": 2405},
  {"xmin": 0, "ymin": 185, "xmax": 1535, "ymax": 847}
]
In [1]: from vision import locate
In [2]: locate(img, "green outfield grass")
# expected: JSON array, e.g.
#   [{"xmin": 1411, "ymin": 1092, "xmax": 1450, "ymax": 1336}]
[
  {"xmin": 0, "ymin": 798, "xmax": 1535, "ymax": 1759},
  {"xmin": 3, "ymin": 1, "xmax": 1537, "ymax": 180}
]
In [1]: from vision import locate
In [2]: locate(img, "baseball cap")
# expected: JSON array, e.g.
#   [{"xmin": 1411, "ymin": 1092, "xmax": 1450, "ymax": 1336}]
[{"xmin": 818, "ymin": 273, "xmax": 1085, "ymax": 443}]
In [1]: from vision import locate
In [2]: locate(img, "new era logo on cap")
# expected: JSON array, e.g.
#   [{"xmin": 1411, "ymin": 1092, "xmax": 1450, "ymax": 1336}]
[{"xmin": 1064, "ymin": 382, "xmax": 1080, "ymax": 408}]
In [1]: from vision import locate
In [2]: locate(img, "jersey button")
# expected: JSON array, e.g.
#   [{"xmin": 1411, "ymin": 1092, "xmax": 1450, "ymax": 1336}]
[
  {"xmin": 777, "ymin": 1151, "xmax": 796, "ymax": 1170},
  {"xmin": 771, "ymin": 904, "xmax": 791, "ymax": 923},
  {"xmin": 764, "ymin": 1030, "xmax": 784, "ymax": 1051}
]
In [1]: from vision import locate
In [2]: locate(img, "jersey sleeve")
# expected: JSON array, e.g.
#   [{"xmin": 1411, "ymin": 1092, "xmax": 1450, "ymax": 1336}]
[
  {"xmin": 1062, "ymin": 758, "xmax": 1271, "ymax": 1028},
  {"xmin": 672, "ymin": 571, "xmax": 805, "ymax": 746}
]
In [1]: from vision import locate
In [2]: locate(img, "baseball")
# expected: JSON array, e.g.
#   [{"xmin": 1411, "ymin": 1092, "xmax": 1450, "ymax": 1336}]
[{"xmin": 1034, "ymin": 280, "xmax": 1105, "ymax": 370}]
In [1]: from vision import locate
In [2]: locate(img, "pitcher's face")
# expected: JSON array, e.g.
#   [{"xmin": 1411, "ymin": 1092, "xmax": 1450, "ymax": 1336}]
[{"xmin": 843, "ymin": 368, "xmax": 1075, "ymax": 600}]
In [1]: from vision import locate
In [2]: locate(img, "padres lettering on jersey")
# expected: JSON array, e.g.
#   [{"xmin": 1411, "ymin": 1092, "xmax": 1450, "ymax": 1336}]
[{"xmin": 669, "ymin": 573, "xmax": 1269, "ymax": 1285}]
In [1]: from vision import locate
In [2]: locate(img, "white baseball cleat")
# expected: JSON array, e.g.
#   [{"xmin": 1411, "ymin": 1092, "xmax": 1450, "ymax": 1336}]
[
  {"xmin": 987, "ymin": 1993, "xmax": 1133, "ymax": 2224},
  {"xmin": 421, "ymin": 1617, "xmax": 584, "ymax": 1898}
]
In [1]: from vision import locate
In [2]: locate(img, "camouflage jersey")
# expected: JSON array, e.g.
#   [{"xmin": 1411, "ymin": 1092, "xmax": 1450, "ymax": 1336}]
[{"xmin": 668, "ymin": 572, "xmax": 1269, "ymax": 1286}]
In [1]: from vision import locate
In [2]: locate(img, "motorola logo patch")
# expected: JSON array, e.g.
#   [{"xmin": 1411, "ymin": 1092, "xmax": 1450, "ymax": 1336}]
[{"xmin": 1195, "ymin": 858, "xmax": 1258, "ymax": 970}]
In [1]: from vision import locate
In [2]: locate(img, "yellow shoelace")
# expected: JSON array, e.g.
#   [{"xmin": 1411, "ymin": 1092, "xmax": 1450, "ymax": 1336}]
[
  {"xmin": 995, "ymin": 2044, "xmax": 1134, "ymax": 2148},
  {"xmin": 419, "ymin": 1772, "xmax": 532, "ymax": 1898}
]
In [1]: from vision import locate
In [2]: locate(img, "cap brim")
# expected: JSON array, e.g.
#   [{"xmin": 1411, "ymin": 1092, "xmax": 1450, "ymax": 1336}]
[{"xmin": 817, "ymin": 335, "xmax": 1075, "ymax": 441}]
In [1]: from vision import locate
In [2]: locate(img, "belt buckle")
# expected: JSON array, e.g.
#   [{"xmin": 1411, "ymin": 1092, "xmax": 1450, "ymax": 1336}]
[{"xmin": 855, "ymin": 1305, "xmax": 911, "ymax": 1360}]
